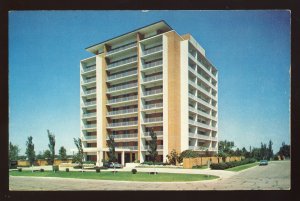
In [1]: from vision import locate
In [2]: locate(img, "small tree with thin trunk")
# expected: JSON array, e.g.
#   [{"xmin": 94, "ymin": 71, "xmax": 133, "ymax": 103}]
[
  {"xmin": 148, "ymin": 129, "xmax": 158, "ymax": 174},
  {"xmin": 25, "ymin": 136, "xmax": 36, "ymax": 172},
  {"xmin": 9, "ymin": 142, "xmax": 20, "ymax": 169},
  {"xmin": 59, "ymin": 146, "xmax": 67, "ymax": 161},
  {"xmin": 73, "ymin": 138, "xmax": 84, "ymax": 169},
  {"xmin": 107, "ymin": 134, "xmax": 117, "ymax": 162},
  {"xmin": 47, "ymin": 130, "xmax": 56, "ymax": 165}
]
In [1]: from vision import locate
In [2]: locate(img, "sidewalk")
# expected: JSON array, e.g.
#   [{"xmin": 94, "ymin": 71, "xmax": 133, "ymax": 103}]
[{"xmin": 16, "ymin": 165, "xmax": 237, "ymax": 179}]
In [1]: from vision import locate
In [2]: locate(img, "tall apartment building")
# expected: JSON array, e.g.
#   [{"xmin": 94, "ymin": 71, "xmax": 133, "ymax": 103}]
[{"xmin": 80, "ymin": 21, "xmax": 218, "ymax": 166}]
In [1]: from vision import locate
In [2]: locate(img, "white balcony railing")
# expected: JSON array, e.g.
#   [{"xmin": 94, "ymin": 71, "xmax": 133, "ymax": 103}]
[
  {"xmin": 143, "ymin": 74, "xmax": 163, "ymax": 83},
  {"xmin": 143, "ymin": 131, "xmax": 163, "ymax": 137},
  {"xmin": 107, "ymin": 82, "xmax": 138, "ymax": 92},
  {"xmin": 83, "ymin": 124, "xmax": 96, "ymax": 129},
  {"xmin": 82, "ymin": 112, "xmax": 97, "ymax": 118},
  {"xmin": 189, "ymin": 146, "xmax": 209, "ymax": 151},
  {"xmin": 188, "ymin": 133, "xmax": 211, "ymax": 140},
  {"xmin": 107, "ymin": 121, "xmax": 138, "ymax": 127},
  {"xmin": 144, "ymin": 117, "xmax": 163, "ymax": 123},
  {"xmin": 107, "ymin": 108, "xmax": 138, "ymax": 116},
  {"xmin": 81, "ymin": 77, "xmax": 96, "ymax": 84},
  {"xmin": 81, "ymin": 136, "xmax": 97, "ymax": 140},
  {"xmin": 107, "ymin": 95, "xmax": 138, "ymax": 104},
  {"xmin": 143, "ymin": 102, "xmax": 163, "ymax": 110},
  {"xmin": 143, "ymin": 145, "xmax": 163, "ymax": 150},
  {"xmin": 116, "ymin": 146, "xmax": 138, "ymax": 150},
  {"xmin": 106, "ymin": 133, "xmax": 138, "ymax": 140},
  {"xmin": 143, "ymin": 46, "xmax": 163, "ymax": 56},
  {"xmin": 84, "ymin": 89, "xmax": 96, "ymax": 95},
  {"xmin": 84, "ymin": 100, "xmax": 96, "ymax": 106},
  {"xmin": 143, "ymin": 60, "xmax": 163, "ymax": 69},
  {"xmin": 106, "ymin": 43, "xmax": 137, "ymax": 55},
  {"xmin": 143, "ymin": 88, "xmax": 163, "ymax": 96},
  {"xmin": 107, "ymin": 70, "xmax": 137, "ymax": 81},
  {"xmin": 81, "ymin": 65, "xmax": 96, "ymax": 73},
  {"xmin": 107, "ymin": 57, "xmax": 137, "ymax": 69}
]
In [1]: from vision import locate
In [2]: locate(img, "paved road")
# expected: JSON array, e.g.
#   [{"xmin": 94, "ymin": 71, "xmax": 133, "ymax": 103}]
[{"xmin": 9, "ymin": 160, "xmax": 290, "ymax": 190}]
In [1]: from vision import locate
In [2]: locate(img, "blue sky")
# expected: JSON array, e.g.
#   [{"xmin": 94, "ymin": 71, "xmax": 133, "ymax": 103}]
[{"xmin": 9, "ymin": 10, "xmax": 290, "ymax": 155}]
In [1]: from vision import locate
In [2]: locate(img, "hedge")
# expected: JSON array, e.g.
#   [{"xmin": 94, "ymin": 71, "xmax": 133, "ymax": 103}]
[{"xmin": 210, "ymin": 158, "xmax": 256, "ymax": 170}]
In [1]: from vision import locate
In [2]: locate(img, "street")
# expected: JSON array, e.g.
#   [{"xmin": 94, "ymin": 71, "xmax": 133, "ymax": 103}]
[{"xmin": 9, "ymin": 160, "xmax": 290, "ymax": 190}]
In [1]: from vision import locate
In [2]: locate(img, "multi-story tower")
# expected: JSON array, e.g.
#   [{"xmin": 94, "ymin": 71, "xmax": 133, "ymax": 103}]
[{"xmin": 80, "ymin": 21, "xmax": 218, "ymax": 166}]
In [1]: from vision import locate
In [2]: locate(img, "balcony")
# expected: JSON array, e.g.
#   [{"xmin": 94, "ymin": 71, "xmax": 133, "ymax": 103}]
[
  {"xmin": 106, "ymin": 42, "xmax": 137, "ymax": 56},
  {"xmin": 81, "ymin": 65, "xmax": 96, "ymax": 74},
  {"xmin": 107, "ymin": 57, "xmax": 137, "ymax": 70},
  {"xmin": 188, "ymin": 93, "xmax": 212, "ymax": 110},
  {"xmin": 107, "ymin": 108, "xmax": 138, "ymax": 116},
  {"xmin": 107, "ymin": 70, "xmax": 137, "ymax": 81},
  {"xmin": 143, "ymin": 88, "xmax": 163, "ymax": 96},
  {"xmin": 82, "ymin": 100, "xmax": 96, "ymax": 107},
  {"xmin": 83, "ymin": 89, "xmax": 96, "ymax": 96},
  {"xmin": 115, "ymin": 146, "xmax": 138, "ymax": 150},
  {"xmin": 143, "ymin": 60, "xmax": 163, "ymax": 69},
  {"xmin": 82, "ymin": 112, "xmax": 97, "ymax": 118},
  {"xmin": 81, "ymin": 77, "xmax": 96, "ymax": 84},
  {"xmin": 188, "ymin": 146, "xmax": 210, "ymax": 151},
  {"xmin": 107, "ymin": 95, "xmax": 138, "ymax": 105},
  {"xmin": 81, "ymin": 135, "xmax": 97, "ymax": 141},
  {"xmin": 107, "ymin": 82, "xmax": 138, "ymax": 93},
  {"xmin": 189, "ymin": 106, "xmax": 211, "ymax": 120},
  {"xmin": 144, "ymin": 117, "xmax": 163, "ymax": 123},
  {"xmin": 142, "ymin": 46, "xmax": 163, "ymax": 57},
  {"xmin": 143, "ymin": 74, "xmax": 163, "ymax": 83},
  {"xmin": 189, "ymin": 133, "xmax": 211, "ymax": 141},
  {"xmin": 106, "ymin": 133, "xmax": 138, "ymax": 141},
  {"xmin": 83, "ymin": 147, "xmax": 98, "ymax": 152},
  {"xmin": 143, "ymin": 131, "xmax": 163, "ymax": 137},
  {"xmin": 82, "ymin": 124, "xmax": 97, "ymax": 130},
  {"xmin": 143, "ymin": 102, "xmax": 163, "ymax": 110},
  {"xmin": 107, "ymin": 121, "xmax": 138, "ymax": 128},
  {"xmin": 143, "ymin": 145, "xmax": 163, "ymax": 150}
]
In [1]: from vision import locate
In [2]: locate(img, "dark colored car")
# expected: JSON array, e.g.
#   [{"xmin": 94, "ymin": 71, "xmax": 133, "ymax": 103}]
[{"xmin": 259, "ymin": 160, "xmax": 268, "ymax": 166}]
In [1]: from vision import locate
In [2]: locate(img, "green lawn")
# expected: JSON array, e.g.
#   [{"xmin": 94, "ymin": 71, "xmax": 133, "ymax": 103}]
[
  {"xmin": 10, "ymin": 170, "xmax": 218, "ymax": 182},
  {"xmin": 226, "ymin": 162, "xmax": 259, "ymax": 172}
]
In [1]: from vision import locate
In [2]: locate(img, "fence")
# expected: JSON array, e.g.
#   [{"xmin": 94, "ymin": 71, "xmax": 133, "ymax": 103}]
[
  {"xmin": 183, "ymin": 156, "xmax": 244, "ymax": 169},
  {"xmin": 17, "ymin": 159, "xmax": 73, "ymax": 167}
]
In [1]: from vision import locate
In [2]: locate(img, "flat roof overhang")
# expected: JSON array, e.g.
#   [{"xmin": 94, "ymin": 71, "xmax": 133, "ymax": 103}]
[{"xmin": 85, "ymin": 20, "xmax": 173, "ymax": 55}]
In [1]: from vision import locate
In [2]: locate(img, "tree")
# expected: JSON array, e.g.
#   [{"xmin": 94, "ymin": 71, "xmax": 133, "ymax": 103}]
[
  {"xmin": 278, "ymin": 142, "xmax": 290, "ymax": 159},
  {"xmin": 218, "ymin": 140, "xmax": 235, "ymax": 156},
  {"xmin": 47, "ymin": 130, "xmax": 56, "ymax": 165},
  {"xmin": 43, "ymin": 150, "xmax": 51, "ymax": 159},
  {"xmin": 267, "ymin": 140, "xmax": 274, "ymax": 160},
  {"xmin": 166, "ymin": 149, "xmax": 178, "ymax": 165},
  {"xmin": 73, "ymin": 138, "xmax": 84, "ymax": 166},
  {"xmin": 59, "ymin": 146, "xmax": 67, "ymax": 160},
  {"xmin": 25, "ymin": 136, "xmax": 36, "ymax": 171},
  {"xmin": 9, "ymin": 142, "xmax": 20, "ymax": 161},
  {"xmin": 148, "ymin": 129, "xmax": 158, "ymax": 163},
  {"xmin": 107, "ymin": 134, "xmax": 117, "ymax": 162},
  {"xmin": 36, "ymin": 151, "xmax": 44, "ymax": 160}
]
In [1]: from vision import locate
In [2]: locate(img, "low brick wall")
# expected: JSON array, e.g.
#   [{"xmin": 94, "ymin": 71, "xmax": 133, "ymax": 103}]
[
  {"xmin": 34, "ymin": 159, "xmax": 48, "ymax": 166},
  {"xmin": 54, "ymin": 159, "xmax": 73, "ymax": 166},
  {"xmin": 183, "ymin": 156, "xmax": 244, "ymax": 169},
  {"xmin": 17, "ymin": 160, "xmax": 30, "ymax": 167}
]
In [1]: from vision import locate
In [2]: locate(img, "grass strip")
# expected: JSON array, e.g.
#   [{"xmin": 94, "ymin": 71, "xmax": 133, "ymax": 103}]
[
  {"xmin": 226, "ymin": 162, "xmax": 259, "ymax": 172},
  {"xmin": 10, "ymin": 171, "xmax": 218, "ymax": 182}
]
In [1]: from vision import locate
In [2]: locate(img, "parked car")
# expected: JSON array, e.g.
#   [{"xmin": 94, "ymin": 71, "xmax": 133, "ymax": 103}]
[
  {"xmin": 108, "ymin": 162, "xmax": 123, "ymax": 168},
  {"xmin": 259, "ymin": 160, "xmax": 268, "ymax": 166}
]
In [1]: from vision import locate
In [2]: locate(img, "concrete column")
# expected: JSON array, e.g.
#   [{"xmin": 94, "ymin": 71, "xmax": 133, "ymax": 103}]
[
  {"xmin": 121, "ymin": 151, "xmax": 125, "ymax": 166},
  {"xmin": 96, "ymin": 151, "xmax": 103, "ymax": 166}
]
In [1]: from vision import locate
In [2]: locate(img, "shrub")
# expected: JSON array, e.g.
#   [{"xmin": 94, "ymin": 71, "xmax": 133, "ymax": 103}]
[
  {"xmin": 83, "ymin": 161, "xmax": 96, "ymax": 165},
  {"xmin": 96, "ymin": 167, "xmax": 101, "ymax": 173},
  {"xmin": 18, "ymin": 168, "xmax": 22, "ymax": 172},
  {"xmin": 66, "ymin": 168, "xmax": 69, "ymax": 172},
  {"xmin": 40, "ymin": 169, "xmax": 44, "ymax": 172},
  {"xmin": 131, "ymin": 169, "xmax": 137, "ymax": 174},
  {"xmin": 52, "ymin": 165, "xmax": 59, "ymax": 172},
  {"xmin": 73, "ymin": 165, "xmax": 83, "ymax": 169},
  {"xmin": 192, "ymin": 165, "xmax": 202, "ymax": 169},
  {"xmin": 179, "ymin": 150, "xmax": 200, "ymax": 159},
  {"xmin": 210, "ymin": 158, "xmax": 256, "ymax": 170},
  {"xmin": 166, "ymin": 149, "xmax": 178, "ymax": 165}
]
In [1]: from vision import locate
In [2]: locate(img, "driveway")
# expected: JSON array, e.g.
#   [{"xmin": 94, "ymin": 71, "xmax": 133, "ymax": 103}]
[{"xmin": 9, "ymin": 160, "xmax": 290, "ymax": 190}]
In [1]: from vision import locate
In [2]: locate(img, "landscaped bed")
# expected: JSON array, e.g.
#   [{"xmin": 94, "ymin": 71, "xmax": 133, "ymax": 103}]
[{"xmin": 9, "ymin": 170, "xmax": 218, "ymax": 182}]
